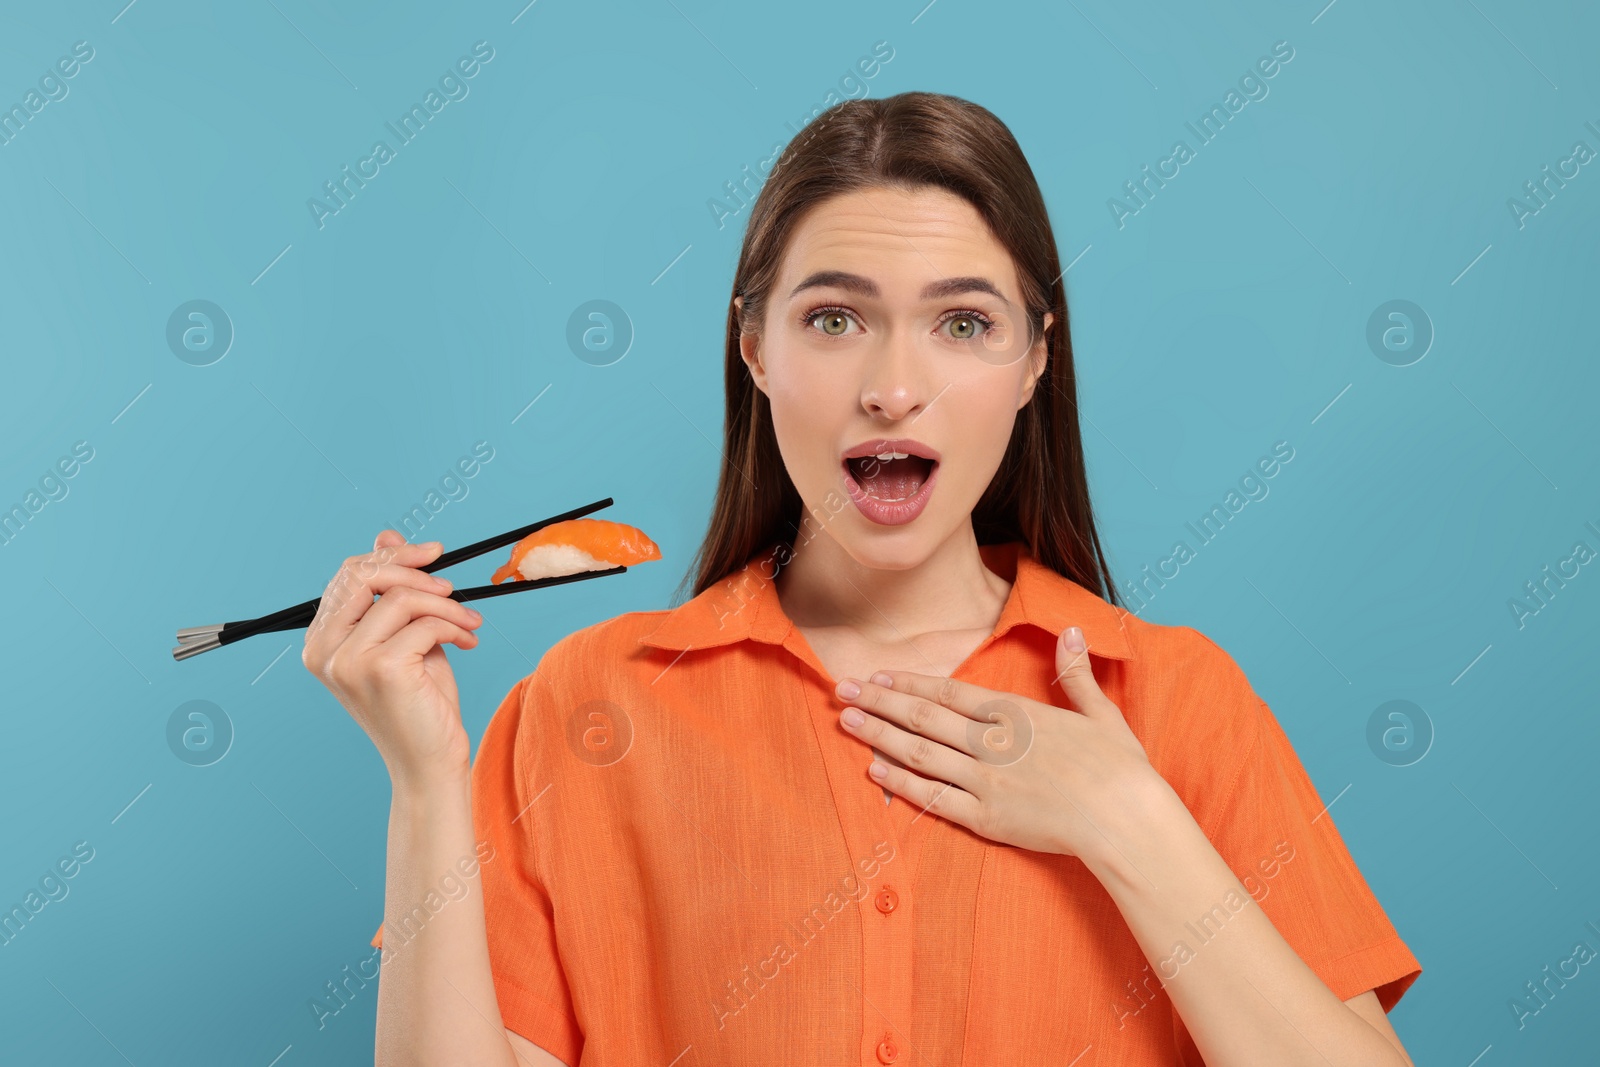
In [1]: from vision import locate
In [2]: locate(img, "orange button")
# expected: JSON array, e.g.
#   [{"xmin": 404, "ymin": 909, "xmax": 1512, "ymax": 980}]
[
  {"xmin": 876, "ymin": 1033, "xmax": 899, "ymax": 1064},
  {"xmin": 874, "ymin": 885, "xmax": 899, "ymax": 915}
]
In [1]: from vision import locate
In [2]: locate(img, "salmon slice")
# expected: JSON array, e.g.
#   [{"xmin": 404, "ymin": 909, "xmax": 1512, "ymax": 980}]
[{"xmin": 491, "ymin": 517, "xmax": 662, "ymax": 584}]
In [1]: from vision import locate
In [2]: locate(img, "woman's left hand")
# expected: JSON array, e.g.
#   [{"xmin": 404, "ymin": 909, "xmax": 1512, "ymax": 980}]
[{"xmin": 834, "ymin": 626, "xmax": 1170, "ymax": 861}]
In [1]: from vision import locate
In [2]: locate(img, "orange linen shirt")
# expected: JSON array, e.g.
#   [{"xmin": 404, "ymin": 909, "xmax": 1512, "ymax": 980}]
[{"xmin": 371, "ymin": 540, "xmax": 1421, "ymax": 1066}]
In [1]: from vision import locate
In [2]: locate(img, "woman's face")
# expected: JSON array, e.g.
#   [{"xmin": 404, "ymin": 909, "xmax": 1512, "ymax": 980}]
[{"xmin": 739, "ymin": 184, "xmax": 1052, "ymax": 571}]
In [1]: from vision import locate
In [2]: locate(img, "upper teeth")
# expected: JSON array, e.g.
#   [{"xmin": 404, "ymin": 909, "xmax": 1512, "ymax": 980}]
[{"xmin": 872, "ymin": 451, "xmax": 909, "ymax": 461}]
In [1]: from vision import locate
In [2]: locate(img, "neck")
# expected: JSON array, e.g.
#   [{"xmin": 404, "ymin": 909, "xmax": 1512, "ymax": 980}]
[{"xmin": 774, "ymin": 524, "xmax": 1011, "ymax": 640}]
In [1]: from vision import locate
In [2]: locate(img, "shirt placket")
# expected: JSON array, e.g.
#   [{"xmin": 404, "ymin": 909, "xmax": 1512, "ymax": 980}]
[{"xmin": 787, "ymin": 647, "xmax": 930, "ymax": 1067}]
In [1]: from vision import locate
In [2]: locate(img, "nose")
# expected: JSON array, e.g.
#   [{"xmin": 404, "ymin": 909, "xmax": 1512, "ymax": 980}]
[{"xmin": 859, "ymin": 329, "xmax": 934, "ymax": 422}]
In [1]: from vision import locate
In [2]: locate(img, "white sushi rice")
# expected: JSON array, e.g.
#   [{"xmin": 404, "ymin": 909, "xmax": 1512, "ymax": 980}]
[{"xmin": 516, "ymin": 543, "xmax": 610, "ymax": 581}]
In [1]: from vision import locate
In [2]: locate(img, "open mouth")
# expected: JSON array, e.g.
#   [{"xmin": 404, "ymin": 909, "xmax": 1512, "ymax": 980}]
[{"xmin": 843, "ymin": 454, "xmax": 937, "ymax": 503}]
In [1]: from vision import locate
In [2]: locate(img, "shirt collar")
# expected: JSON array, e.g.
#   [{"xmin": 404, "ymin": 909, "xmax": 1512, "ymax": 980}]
[{"xmin": 639, "ymin": 540, "xmax": 1134, "ymax": 661}]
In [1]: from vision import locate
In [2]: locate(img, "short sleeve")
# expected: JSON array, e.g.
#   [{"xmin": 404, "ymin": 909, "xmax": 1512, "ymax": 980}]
[
  {"xmin": 1204, "ymin": 693, "xmax": 1423, "ymax": 1013},
  {"xmin": 369, "ymin": 672, "xmax": 584, "ymax": 1065}
]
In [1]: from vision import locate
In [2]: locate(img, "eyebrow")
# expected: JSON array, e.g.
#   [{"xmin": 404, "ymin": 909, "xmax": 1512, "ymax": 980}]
[{"xmin": 787, "ymin": 270, "xmax": 1010, "ymax": 305}]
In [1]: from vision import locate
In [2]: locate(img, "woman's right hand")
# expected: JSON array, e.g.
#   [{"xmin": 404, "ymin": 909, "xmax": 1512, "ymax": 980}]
[{"xmin": 302, "ymin": 529, "xmax": 485, "ymax": 788}]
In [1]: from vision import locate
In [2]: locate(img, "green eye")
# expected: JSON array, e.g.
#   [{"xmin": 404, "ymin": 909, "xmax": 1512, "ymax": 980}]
[
  {"xmin": 819, "ymin": 312, "xmax": 850, "ymax": 336},
  {"xmin": 939, "ymin": 311, "xmax": 995, "ymax": 340}
]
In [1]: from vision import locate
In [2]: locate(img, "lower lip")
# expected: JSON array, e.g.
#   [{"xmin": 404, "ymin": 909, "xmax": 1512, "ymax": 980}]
[{"xmin": 842, "ymin": 459, "xmax": 939, "ymax": 526}]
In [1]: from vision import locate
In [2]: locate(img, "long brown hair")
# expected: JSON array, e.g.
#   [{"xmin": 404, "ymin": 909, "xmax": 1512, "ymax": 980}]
[{"xmin": 675, "ymin": 90, "xmax": 1121, "ymax": 609}]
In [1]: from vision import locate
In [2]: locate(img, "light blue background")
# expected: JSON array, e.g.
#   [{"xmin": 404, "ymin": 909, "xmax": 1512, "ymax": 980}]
[{"xmin": 2, "ymin": 0, "xmax": 1596, "ymax": 1062}]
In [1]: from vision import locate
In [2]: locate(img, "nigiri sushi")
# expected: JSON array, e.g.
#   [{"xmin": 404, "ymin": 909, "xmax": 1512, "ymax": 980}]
[{"xmin": 491, "ymin": 517, "xmax": 661, "ymax": 584}]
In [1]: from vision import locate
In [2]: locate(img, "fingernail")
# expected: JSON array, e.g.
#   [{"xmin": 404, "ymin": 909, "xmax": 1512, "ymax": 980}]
[
  {"xmin": 870, "ymin": 672, "xmax": 893, "ymax": 688},
  {"xmin": 468, "ymin": 609, "xmax": 482, "ymax": 622},
  {"xmin": 837, "ymin": 679, "xmax": 861, "ymax": 699},
  {"xmin": 435, "ymin": 577, "xmax": 452, "ymax": 591},
  {"xmin": 1062, "ymin": 626, "xmax": 1085, "ymax": 653},
  {"xmin": 868, "ymin": 761, "xmax": 887, "ymax": 780},
  {"xmin": 842, "ymin": 707, "xmax": 865, "ymax": 727}
]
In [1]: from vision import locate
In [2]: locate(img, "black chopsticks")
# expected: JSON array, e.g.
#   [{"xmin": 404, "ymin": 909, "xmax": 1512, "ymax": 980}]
[{"xmin": 173, "ymin": 497, "xmax": 625, "ymax": 661}]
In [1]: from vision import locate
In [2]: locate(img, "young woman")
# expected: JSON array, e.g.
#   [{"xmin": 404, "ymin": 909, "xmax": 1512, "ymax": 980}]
[{"xmin": 304, "ymin": 92, "xmax": 1421, "ymax": 1066}]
